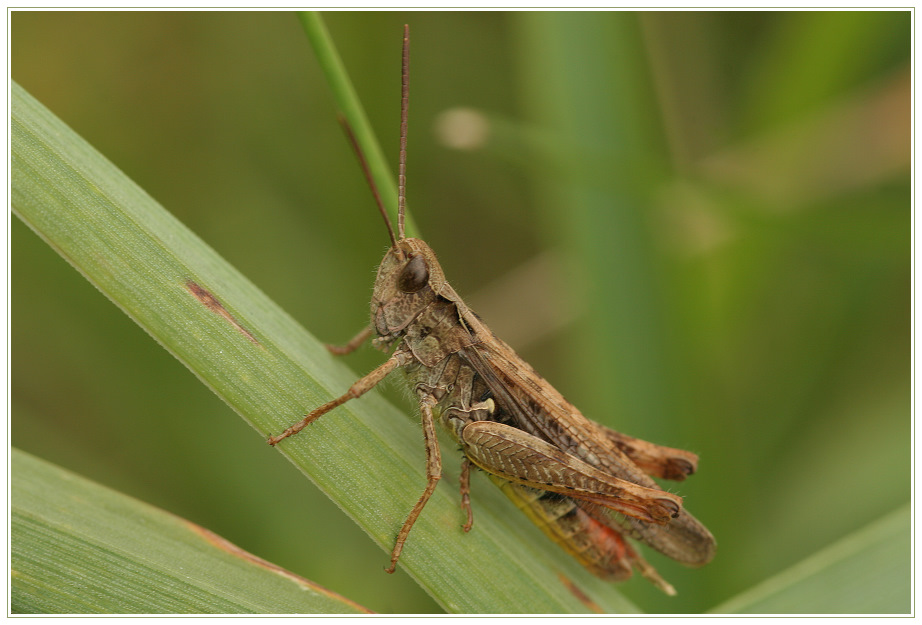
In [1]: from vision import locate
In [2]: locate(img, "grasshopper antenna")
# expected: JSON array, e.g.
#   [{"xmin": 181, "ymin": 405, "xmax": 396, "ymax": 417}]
[
  {"xmin": 337, "ymin": 24, "xmax": 410, "ymax": 248},
  {"xmin": 397, "ymin": 23, "xmax": 409, "ymax": 241},
  {"xmin": 337, "ymin": 113, "xmax": 399, "ymax": 249}
]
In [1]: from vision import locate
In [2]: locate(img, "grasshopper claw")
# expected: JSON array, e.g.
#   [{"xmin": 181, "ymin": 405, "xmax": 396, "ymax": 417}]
[{"xmin": 655, "ymin": 498, "xmax": 681, "ymax": 520}]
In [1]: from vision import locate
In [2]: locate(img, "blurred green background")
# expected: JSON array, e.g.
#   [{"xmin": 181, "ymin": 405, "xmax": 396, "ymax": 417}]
[{"xmin": 12, "ymin": 10, "xmax": 910, "ymax": 613}]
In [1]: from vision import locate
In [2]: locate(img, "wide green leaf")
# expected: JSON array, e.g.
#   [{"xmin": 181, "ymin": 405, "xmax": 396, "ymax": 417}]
[{"xmin": 11, "ymin": 448, "xmax": 371, "ymax": 614}]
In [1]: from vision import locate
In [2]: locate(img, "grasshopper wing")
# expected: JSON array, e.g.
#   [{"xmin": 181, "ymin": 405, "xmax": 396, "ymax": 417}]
[{"xmin": 455, "ymin": 311, "xmax": 715, "ymax": 567}]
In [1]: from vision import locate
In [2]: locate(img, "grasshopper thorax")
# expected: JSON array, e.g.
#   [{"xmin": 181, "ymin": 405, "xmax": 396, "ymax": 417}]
[{"xmin": 371, "ymin": 237, "xmax": 447, "ymax": 343}]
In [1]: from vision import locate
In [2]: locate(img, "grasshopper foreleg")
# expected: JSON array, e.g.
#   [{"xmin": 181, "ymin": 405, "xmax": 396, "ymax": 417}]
[
  {"xmin": 459, "ymin": 421, "xmax": 682, "ymax": 524},
  {"xmin": 267, "ymin": 351, "xmax": 407, "ymax": 446},
  {"xmin": 325, "ymin": 326, "xmax": 374, "ymax": 356}
]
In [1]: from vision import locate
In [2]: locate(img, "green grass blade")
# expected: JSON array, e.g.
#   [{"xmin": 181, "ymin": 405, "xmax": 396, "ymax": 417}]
[
  {"xmin": 11, "ymin": 448, "xmax": 371, "ymax": 614},
  {"xmin": 10, "ymin": 79, "xmax": 639, "ymax": 613},
  {"xmin": 709, "ymin": 504, "xmax": 910, "ymax": 614},
  {"xmin": 513, "ymin": 12, "xmax": 676, "ymax": 432},
  {"xmin": 297, "ymin": 11, "xmax": 418, "ymax": 238}
]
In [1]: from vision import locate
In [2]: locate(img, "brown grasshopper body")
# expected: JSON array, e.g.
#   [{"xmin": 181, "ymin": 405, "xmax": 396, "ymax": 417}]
[{"xmin": 269, "ymin": 25, "xmax": 715, "ymax": 594}]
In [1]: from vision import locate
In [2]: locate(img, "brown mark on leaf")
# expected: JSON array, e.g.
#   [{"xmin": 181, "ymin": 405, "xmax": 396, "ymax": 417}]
[
  {"xmin": 185, "ymin": 280, "xmax": 260, "ymax": 345},
  {"xmin": 557, "ymin": 572, "xmax": 604, "ymax": 614},
  {"xmin": 185, "ymin": 520, "xmax": 374, "ymax": 614}
]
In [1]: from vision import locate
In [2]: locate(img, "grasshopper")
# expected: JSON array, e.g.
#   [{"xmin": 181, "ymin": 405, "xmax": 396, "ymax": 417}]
[{"xmin": 269, "ymin": 25, "xmax": 715, "ymax": 594}]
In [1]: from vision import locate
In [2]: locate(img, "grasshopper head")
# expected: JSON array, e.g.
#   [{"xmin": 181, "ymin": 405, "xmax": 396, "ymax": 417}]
[{"xmin": 372, "ymin": 238, "xmax": 447, "ymax": 341}]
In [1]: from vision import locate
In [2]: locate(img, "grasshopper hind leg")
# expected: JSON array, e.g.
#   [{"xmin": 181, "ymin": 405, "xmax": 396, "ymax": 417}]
[
  {"xmin": 459, "ymin": 457, "xmax": 474, "ymax": 532},
  {"xmin": 495, "ymin": 480, "xmax": 677, "ymax": 595}
]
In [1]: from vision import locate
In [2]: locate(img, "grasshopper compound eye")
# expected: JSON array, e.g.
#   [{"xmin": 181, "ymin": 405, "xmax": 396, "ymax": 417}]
[{"xmin": 397, "ymin": 254, "xmax": 429, "ymax": 293}]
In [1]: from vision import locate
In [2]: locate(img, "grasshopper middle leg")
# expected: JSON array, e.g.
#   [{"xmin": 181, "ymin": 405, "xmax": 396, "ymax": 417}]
[{"xmin": 386, "ymin": 392, "xmax": 442, "ymax": 573}]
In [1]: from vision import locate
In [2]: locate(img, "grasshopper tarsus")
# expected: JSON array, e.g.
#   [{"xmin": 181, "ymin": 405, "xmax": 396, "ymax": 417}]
[
  {"xmin": 635, "ymin": 558, "xmax": 678, "ymax": 596},
  {"xmin": 663, "ymin": 459, "xmax": 695, "ymax": 481},
  {"xmin": 652, "ymin": 498, "xmax": 681, "ymax": 520},
  {"xmin": 267, "ymin": 419, "xmax": 314, "ymax": 446},
  {"xmin": 267, "ymin": 395, "xmax": 350, "ymax": 445},
  {"xmin": 653, "ymin": 457, "xmax": 696, "ymax": 481},
  {"xmin": 601, "ymin": 427, "xmax": 699, "ymax": 481},
  {"xmin": 325, "ymin": 326, "xmax": 374, "ymax": 356},
  {"xmin": 459, "ymin": 457, "xmax": 474, "ymax": 532}
]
